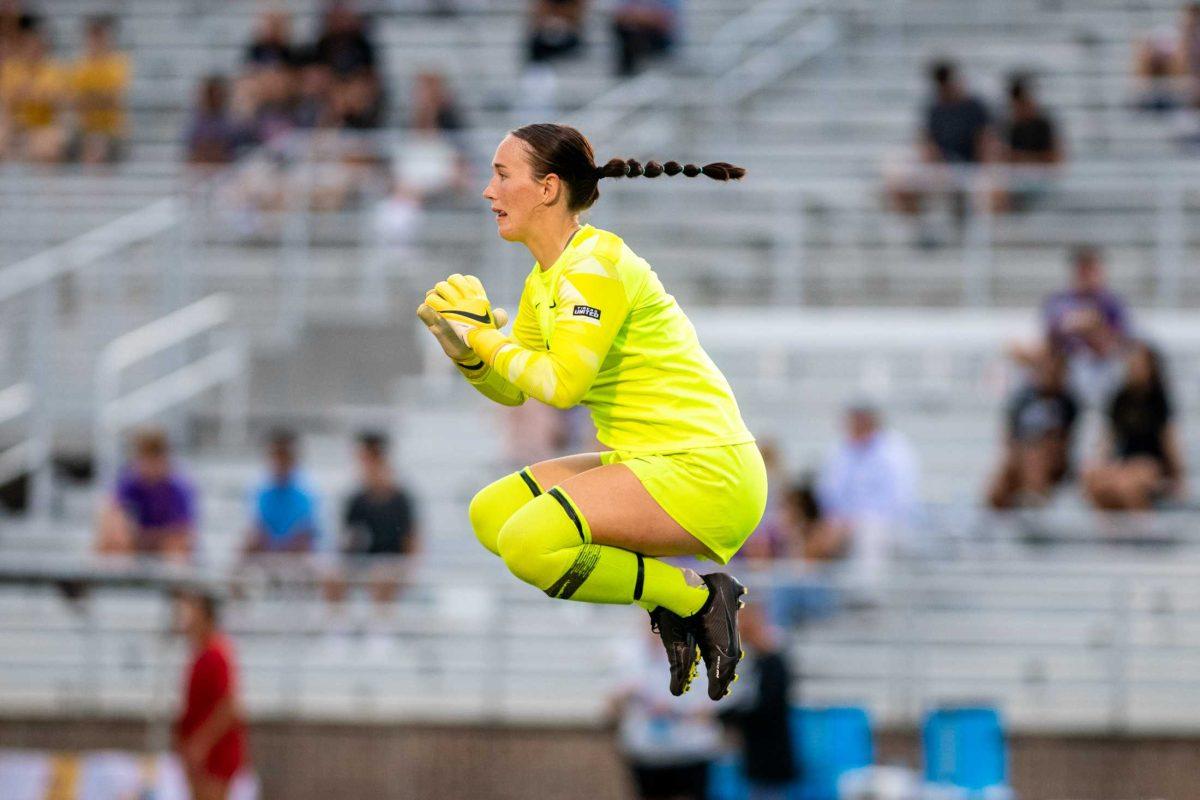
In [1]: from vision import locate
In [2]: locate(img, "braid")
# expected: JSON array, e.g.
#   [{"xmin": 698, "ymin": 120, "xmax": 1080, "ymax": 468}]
[{"xmin": 598, "ymin": 159, "xmax": 745, "ymax": 181}]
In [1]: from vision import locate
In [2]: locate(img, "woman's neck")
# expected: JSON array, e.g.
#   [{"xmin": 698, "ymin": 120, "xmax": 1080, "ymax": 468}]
[{"xmin": 527, "ymin": 216, "xmax": 582, "ymax": 272}]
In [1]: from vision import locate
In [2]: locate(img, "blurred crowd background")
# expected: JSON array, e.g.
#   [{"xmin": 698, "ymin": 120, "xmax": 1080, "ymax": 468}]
[{"xmin": 4, "ymin": 0, "xmax": 1200, "ymax": 799}]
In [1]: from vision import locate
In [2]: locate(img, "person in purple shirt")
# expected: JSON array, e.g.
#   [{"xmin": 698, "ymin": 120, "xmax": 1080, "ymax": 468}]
[
  {"xmin": 96, "ymin": 428, "xmax": 196, "ymax": 561},
  {"xmin": 1043, "ymin": 246, "xmax": 1128, "ymax": 356}
]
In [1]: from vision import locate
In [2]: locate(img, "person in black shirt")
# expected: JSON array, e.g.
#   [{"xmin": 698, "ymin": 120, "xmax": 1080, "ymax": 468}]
[
  {"xmin": 991, "ymin": 74, "xmax": 1063, "ymax": 213},
  {"xmin": 325, "ymin": 431, "xmax": 420, "ymax": 607},
  {"xmin": 528, "ymin": 0, "xmax": 586, "ymax": 64},
  {"xmin": 988, "ymin": 348, "xmax": 1079, "ymax": 509},
  {"xmin": 719, "ymin": 605, "xmax": 798, "ymax": 799},
  {"xmin": 1084, "ymin": 342, "xmax": 1186, "ymax": 510},
  {"xmin": 886, "ymin": 60, "xmax": 996, "ymax": 220}
]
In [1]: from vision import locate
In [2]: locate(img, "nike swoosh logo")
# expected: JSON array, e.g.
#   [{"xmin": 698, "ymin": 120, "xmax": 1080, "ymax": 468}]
[
  {"xmin": 442, "ymin": 308, "xmax": 492, "ymax": 324},
  {"xmin": 550, "ymin": 302, "xmax": 557, "ymax": 308}
]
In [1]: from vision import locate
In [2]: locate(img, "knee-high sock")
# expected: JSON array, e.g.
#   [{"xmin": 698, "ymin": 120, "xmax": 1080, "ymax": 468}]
[
  {"xmin": 495, "ymin": 487, "xmax": 710, "ymax": 617},
  {"xmin": 468, "ymin": 467, "xmax": 545, "ymax": 556}
]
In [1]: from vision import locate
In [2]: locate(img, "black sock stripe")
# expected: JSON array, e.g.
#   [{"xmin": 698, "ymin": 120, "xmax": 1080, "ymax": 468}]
[
  {"xmin": 459, "ymin": 360, "xmax": 485, "ymax": 371},
  {"xmin": 518, "ymin": 468, "xmax": 541, "ymax": 498},
  {"xmin": 544, "ymin": 545, "xmax": 601, "ymax": 600},
  {"xmin": 547, "ymin": 487, "xmax": 584, "ymax": 542},
  {"xmin": 633, "ymin": 553, "xmax": 645, "ymax": 601}
]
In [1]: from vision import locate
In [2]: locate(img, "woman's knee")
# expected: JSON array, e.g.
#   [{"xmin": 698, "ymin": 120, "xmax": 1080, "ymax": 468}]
[
  {"xmin": 496, "ymin": 515, "xmax": 546, "ymax": 587},
  {"xmin": 495, "ymin": 493, "xmax": 576, "ymax": 588},
  {"xmin": 469, "ymin": 478, "xmax": 517, "ymax": 556}
]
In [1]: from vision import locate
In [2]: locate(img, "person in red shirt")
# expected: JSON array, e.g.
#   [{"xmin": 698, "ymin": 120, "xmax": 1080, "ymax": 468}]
[{"xmin": 174, "ymin": 591, "xmax": 248, "ymax": 800}]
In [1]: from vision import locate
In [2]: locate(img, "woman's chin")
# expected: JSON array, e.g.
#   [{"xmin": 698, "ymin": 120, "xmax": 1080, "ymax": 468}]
[{"xmin": 496, "ymin": 221, "xmax": 519, "ymax": 241}]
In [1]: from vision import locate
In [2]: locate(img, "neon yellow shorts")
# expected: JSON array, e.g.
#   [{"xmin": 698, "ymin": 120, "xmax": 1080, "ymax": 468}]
[{"xmin": 600, "ymin": 441, "xmax": 768, "ymax": 564}]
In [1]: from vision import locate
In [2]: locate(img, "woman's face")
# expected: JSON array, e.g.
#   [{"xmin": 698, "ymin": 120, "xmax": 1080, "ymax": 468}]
[
  {"xmin": 1127, "ymin": 347, "xmax": 1154, "ymax": 387},
  {"xmin": 482, "ymin": 135, "xmax": 558, "ymax": 242}
]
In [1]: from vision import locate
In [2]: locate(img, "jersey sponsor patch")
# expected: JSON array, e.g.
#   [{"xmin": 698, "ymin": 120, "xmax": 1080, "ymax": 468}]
[{"xmin": 572, "ymin": 304, "xmax": 601, "ymax": 320}]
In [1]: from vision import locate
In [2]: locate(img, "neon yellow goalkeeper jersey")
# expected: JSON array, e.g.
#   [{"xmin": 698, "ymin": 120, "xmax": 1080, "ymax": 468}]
[{"xmin": 468, "ymin": 224, "xmax": 755, "ymax": 454}]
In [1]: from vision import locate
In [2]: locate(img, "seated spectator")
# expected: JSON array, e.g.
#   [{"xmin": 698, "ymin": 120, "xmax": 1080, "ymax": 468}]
[
  {"xmin": 990, "ymin": 74, "xmax": 1063, "ymax": 213},
  {"xmin": 816, "ymin": 400, "xmax": 920, "ymax": 587},
  {"xmin": 315, "ymin": 2, "xmax": 377, "ymax": 78},
  {"xmin": 987, "ymin": 348, "xmax": 1079, "ymax": 509},
  {"xmin": 291, "ymin": 48, "xmax": 332, "ymax": 129},
  {"xmin": 885, "ymin": 60, "xmax": 996, "ymax": 228},
  {"xmin": 325, "ymin": 432, "xmax": 419, "ymax": 607},
  {"xmin": 0, "ymin": 22, "xmax": 69, "ymax": 163},
  {"xmin": 1134, "ymin": 3, "xmax": 1200, "ymax": 112},
  {"xmin": 71, "ymin": 16, "xmax": 130, "ymax": 165},
  {"xmin": 1084, "ymin": 342, "xmax": 1186, "ymax": 511},
  {"xmin": 244, "ymin": 10, "xmax": 295, "ymax": 70},
  {"xmin": 1042, "ymin": 245, "xmax": 1129, "ymax": 407},
  {"xmin": 244, "ymin": 430, "xmax": 320, "ymax": 557},
  {"xmin": 612, "ymin": 0, "xmax": 679, "ymax": 77},
  {"xmin": 411, "ymin": 70, "xmax": 464, "ymax": 134},
  {"xmin": 96, "ymin": 428, "xmax": 196, "ymax": 562},
  {"xmin": 527, "ymin": 0, "xmax": 586, "ymax": 65},
  {"xmin": 185, "ymin": 75, "xmax": 247, "ymax": 167}
]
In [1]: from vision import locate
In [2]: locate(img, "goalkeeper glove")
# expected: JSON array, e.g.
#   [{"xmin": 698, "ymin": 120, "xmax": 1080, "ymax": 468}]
[
  {"xmin": 417, "ymin": 301, "xmax": 508, "ymax": 363},
  {"xmin": 423, "ymin": 274, "xmax": 501, "ymax": 349}
]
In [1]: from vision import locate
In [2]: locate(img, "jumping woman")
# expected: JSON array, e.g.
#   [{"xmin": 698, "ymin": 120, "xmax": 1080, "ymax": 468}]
[{"xmin": 416, "ymin": 123, "xmax": 767, "ymax": 700}]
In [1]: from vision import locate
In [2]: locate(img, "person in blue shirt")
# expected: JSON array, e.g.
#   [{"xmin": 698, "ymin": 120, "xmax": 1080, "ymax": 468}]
[{"xmin": 244, "ymin": 429, "xmax": 320, "ymax": 555}]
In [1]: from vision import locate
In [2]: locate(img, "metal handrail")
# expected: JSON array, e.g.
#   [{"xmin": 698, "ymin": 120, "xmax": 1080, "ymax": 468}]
[{"xmin": 94, "ymin": 294, "xmax": 247, "ymax": 488}]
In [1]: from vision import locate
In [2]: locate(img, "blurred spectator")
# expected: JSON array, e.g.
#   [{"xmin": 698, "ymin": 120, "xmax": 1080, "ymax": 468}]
[
  {"xmin": 816, "ymin": 400, "xmax": 919, "ymax": 587},
  {"xmin": 990, "ymin": 74, "xmax": 1063, "ymax": 213},
  {"xmin": 174, "ymin": 591, "xmax": 248, "ymax": 800},
  {"xmin": 411, "ymin": 70, "xmax": 465, "ymax": 133},
  {"xmin": 886, "ymin": 60, "xmax": 996, "ymax": 224},
  {"xmin": 527, "ymin": 0, "xmax": 586, "ymax": 65},
  {"xmin": 96, "ymin": 428, "xmax": 196, "ymax": 562},
  {"xmin": 1042, "ymin": 246, "xmax": 1129, "ymax": 406},
  {"xmin": 244, "ymin": 10, "xmax": 295, "ymax": 69},
  {"xmin": 1134, "ymin": 3, "xmax": 1200, "ymax": 112},
  {"xmin": 718, "ymin": 605, "xmax": 799, "ymax": 800},
  {"xmin": 741, "ymin": 441, "xmax": 794, "ymax": 561},
  {"xmin": 612, "ymin": 0, "xmax": 679, "ymax": 77},
  {"xmin": 501, "ymin": 401, "xmax": 571, "ymax": 468},
  {"xmin": 0, "ymin": 21, "xmax": 69, "ymax": 162},
  {"xmin": 987, "ymin": 348, "xmax": 1079, "ymax": 509},
  {"xmin": 185, "ymin": 75, "xmax": 246, "ymax": 166},
  {"xmin": 1084, "ymin": 342, "xmax": 1186, "ymax": 510},
  {"xmin": 325, "ymin": 432, "xmax": 420, "ymax": 608},
  {"xmin": 243, "ymin": 430, "xmax": 320, "ymax": 556},
  {"xmin": 609, "ymin": 628, "xmax": 721, "ymax": 800},
  {"xmin": 292, "ymin": 48, "xmax": 332, "ymax": 129},
  {"xmin": 316, "ymin": 2, "xmax": 377, "ymax": 78},
  {"xmin": 71, "ymin": 16, "xmax": 129, "ymax": 165}
]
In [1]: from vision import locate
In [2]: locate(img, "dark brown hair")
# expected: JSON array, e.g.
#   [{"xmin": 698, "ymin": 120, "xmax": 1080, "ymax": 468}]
[{"xmin": 510, "ymin": 123, "xmax": 745, "ymax": 212}]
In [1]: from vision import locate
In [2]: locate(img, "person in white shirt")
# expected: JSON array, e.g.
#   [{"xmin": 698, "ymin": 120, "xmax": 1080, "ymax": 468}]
[{"xmin": 814, "ymin": 400, "xmax": 920, "ymax": 590}]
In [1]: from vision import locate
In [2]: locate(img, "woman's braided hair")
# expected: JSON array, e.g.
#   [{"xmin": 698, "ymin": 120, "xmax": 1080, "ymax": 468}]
[{"xmin": 511, "ymin": 123, "xmax": 745, "ymax": 212}]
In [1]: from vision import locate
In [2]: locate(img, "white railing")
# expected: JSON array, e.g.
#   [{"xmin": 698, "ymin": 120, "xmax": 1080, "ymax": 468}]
[
  {"xmin": 0, "ymin": 383, "xmax": 42, "ymax": 491},
  {"xmin": 94, "ymin": 294, "xmax": 248, "ymax": 488}
]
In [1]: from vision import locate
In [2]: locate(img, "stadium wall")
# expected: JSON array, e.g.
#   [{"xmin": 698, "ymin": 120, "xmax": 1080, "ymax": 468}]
[{"xmin": 2, "ymin": 718, "xmax": 1198, "ymax": 799}]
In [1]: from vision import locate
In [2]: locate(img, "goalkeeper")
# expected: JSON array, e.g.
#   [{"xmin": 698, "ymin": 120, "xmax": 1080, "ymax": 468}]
[{"xmin": 417, "ymin": 123, "xmax": 766, "ymax": 701}]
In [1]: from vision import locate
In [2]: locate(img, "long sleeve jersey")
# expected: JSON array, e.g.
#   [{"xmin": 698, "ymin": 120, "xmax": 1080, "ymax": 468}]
[{"xmin": 459, "ymin": 224, "xmax": 754, "ymax": 455}]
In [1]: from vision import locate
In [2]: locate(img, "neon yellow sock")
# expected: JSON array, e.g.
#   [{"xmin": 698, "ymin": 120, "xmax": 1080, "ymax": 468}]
[
  {"xmin": 495, "ymin": 486, "xmax": 710, "ymax": 617},
  {"xmin": 468, "ymin": 467, "xmax": 544, "ymax": 556}
]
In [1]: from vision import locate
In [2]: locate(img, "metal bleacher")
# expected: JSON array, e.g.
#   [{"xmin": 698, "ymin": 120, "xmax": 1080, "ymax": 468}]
[{"xmin": 5, "ymin": 0, "xmax": 1200, "ymax": 736}]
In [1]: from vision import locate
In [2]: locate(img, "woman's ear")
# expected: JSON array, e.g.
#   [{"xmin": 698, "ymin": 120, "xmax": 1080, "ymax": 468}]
[{"xmin": 541, "ymin": 173, "xmax": 563, "ymax": 208}]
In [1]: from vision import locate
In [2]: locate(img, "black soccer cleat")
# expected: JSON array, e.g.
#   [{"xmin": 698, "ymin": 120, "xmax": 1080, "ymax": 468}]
[
  {"xmin": 690, "ymin": 572, "xmax": 747, "ymax": 701},
  {"xmin": 649, "ymin": 606, "xmax": 701, "ymax": 696}
]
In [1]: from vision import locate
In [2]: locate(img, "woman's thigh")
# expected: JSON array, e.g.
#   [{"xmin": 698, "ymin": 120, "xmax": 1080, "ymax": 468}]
[
  {"xmin": 553, "ymin": 463, "xmax": 715, "ymax": 560},
  {"xmin": 528, "ymin": 452, "xmax": 604, "ymax": 489}
]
